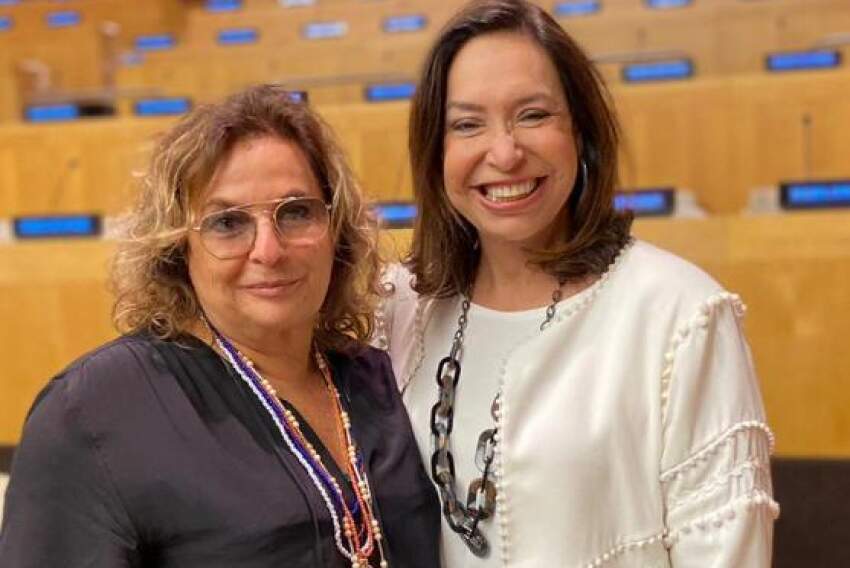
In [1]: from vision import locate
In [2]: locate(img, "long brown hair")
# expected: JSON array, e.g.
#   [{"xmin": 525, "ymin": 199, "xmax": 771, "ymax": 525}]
[
  {"xmin": 408, "ymin": 0, "xmax": 632, "ymax": 298},
  {"xmin": 111, "ymin": 84, "xmax": 381, "ymax": 352}
]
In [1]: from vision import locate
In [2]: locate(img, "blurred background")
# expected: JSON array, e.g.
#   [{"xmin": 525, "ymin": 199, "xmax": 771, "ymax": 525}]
[{"xmin": 0, "ymin": 0, "xmax": 848, "ymax": 564}]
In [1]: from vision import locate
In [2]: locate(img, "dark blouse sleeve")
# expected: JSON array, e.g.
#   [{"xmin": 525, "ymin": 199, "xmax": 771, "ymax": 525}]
[{"xmin": 0, "ymin": 360, "xmax": 140, "ymax": 567}]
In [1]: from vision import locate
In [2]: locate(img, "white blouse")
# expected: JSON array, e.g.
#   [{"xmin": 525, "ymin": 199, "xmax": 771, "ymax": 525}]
[{"xmin": 379, "ymin": 240, "xmax": 777, "ymax": 568}]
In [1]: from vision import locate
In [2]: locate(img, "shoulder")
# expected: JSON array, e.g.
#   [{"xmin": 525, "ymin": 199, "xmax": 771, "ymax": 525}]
[
  {"xmin": 381, "ymin": 262, "xmax": 418, "ymax": 306},
  {"xmin": 51, "ymin": 333, "xmax": 180, "ymax": 405},
  {"xmin": 29, "ymin": 333, "xmax": 208, "ymax": 436},
  {"xmin": 626, "ymin": 240, "xmax": 723, "ymax": 298},
  {"xmin": 611, "ymin": 240, "xmax": 733, "ymax": 321},
  {"xmin": 42, "ymin": 334, "xmax": 157, "ymax": 406},
  {"xmin": 17, "ymin": 335, "xmax": 159, "ymax": 463}
]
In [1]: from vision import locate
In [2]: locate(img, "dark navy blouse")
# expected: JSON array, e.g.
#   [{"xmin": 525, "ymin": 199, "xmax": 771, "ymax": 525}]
[{"xmin": 0, "ymin": 334, "xmax": 440, "ymax": 567}]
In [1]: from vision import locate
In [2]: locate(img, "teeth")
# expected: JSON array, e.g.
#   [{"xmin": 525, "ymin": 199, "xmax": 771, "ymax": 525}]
[{"xmin": 483, "ymin": 179, "xmax": 538, "ymax": 203}]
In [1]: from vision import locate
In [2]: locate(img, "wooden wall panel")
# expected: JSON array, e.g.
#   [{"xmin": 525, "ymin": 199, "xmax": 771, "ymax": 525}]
[
  {"xmin": 0, "ymin": 118, "xmax": 176, "ymax": 217},
  {"xmin": 0, "ymin": 241, "xmax": 116, "ymax": 444}
]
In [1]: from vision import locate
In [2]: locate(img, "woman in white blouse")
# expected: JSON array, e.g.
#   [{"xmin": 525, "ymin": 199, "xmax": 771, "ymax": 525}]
[{"xmin": 379, "ymin": 0, "xmax": 777, "ymax": 566}]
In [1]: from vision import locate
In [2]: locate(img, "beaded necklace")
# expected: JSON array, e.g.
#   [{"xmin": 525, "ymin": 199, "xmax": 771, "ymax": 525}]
[{"xmin": 212, "ymin": 329, "xmax": 388, "ymax": 568}]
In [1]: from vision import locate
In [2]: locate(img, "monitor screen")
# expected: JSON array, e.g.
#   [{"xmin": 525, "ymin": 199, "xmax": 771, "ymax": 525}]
[
  {"xmin": 206, "ymin": 0, "xmax": 242, "ymax": 12},
  {"xmin": 303, "ymin": 21, "xmax": 348, "ymax": 40},
  {"xmin": 14, "ymin": 215, "xmax": 101, "ymax": 239},
  {"xmin": 374, "ymin": 202, "xmax": 417, "ymax": 228},
  {"xmin": 766, "ymin": 50, "xmax": 841, "ymax": 72},
  {"xmin": 217, "ymin": 28, "xmax": 259, "ymax": 45},
  {"xmin": 383, "ymin": 14, "xmax": 427, "ymax": 33},
  {"xmin": 645, "ymin": 0, "xmax": 692, "ymax": 8},
  {"xmin": 134, "ymin": 98, "xmax": 192, "ymax": 116},
  {"xmin": 554, "ymin": 1, "xmax": 600, "ymax": 17},
  {"xmin": 365, "ymin": 83, "xmax": 416, "ymax": 102},
  {"xmin": 25, "ymin": 104, "xmax": 80, "ymax": 123},
  {"xmin": 623, "ymin": 59, "xmax": 693, "ymax": 83},
  {"xmin": 780, "ymin": 180, "xmax": 850, "ymax": 210},
  {"xmin": 135, "ymin": 34, "xmax": 176, "ymax": 51},
  {"xmin": 46, "ymin": 10, "xmax": 81, "ymax": 28},
  {"xmin": 614, "ymin": 189, "xmax": 676, "ymax": 216}
]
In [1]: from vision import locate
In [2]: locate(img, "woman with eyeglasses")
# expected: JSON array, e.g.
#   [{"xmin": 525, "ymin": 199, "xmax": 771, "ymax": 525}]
[
  {"xmin": 0, "ymin": 85, "xmax": 439, "ymax": 568},
  {"xmin": 379, "ymin": 0, "xmax": 776, "ymax": 566}
]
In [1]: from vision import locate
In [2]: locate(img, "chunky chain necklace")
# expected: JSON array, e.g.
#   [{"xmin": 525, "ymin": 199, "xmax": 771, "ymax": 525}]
[
  {"xmin": 211, "ymin": 328, "xmax": 388, "ymax": 568},
  {"xmin": 429, "ymin": 280, "xmax": 565, "ymax": 557}
]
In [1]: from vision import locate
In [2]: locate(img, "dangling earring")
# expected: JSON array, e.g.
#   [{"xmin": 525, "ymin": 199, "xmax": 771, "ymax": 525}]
[{"xmin": 579, "ymin": 158, "xmax": 588, "ymax": 193}]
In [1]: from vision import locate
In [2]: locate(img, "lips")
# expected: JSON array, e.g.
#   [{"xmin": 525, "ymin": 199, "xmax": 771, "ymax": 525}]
[
  {"xmin": 477, "ymin": 177, "xmax": 543, "ymax": 204},
  {"xmin": 241, "ymin": 278, "xmax": 301, "ymax": 297}
]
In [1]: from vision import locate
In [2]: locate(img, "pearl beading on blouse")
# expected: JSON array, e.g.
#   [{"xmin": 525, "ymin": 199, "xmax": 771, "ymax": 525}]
[
  {"xmin": 660, "ymin": 292, "xmax": 748, "ymax": 428},
  {"xmin": 660, "ymin": 420, "xmax": 776, "ymax": 484},
  {"xmin": 377, "ymin": 241, "xmax": 777, "ymax": 567},
  {"xmin": 491, "ymin": 241, "xmax": 636, "ymax": 567},
  {"xmin": 663, "ymin": 489, "xmax": 780, "ymax": 548},
  {"xmin": 583, "ymin": 531, "xmax": 667, "ymax": 567},
  {"xmin": 667, "ymin": 458, "xmax": 769, "ymax": 512}
]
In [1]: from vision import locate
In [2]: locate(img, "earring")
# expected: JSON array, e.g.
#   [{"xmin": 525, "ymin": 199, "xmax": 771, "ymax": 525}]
[{"xmin": 579, "ymin": 158, "xmax": 588, "ymax": 193}]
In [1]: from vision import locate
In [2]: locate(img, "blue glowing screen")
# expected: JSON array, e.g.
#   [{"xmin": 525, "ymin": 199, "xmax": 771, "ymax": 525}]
[
  {"xmin": 217, "ymin": 27, "xmax": 259, "ymax": 45},
  {"xmin": 206, "ymin": 0, "xmax": 242, "ymax": 12},
  {"xmin": 623, "ymin": 59, "xmax": 693, "ymax": 82},
  {"xmin": 554, "ymin": 1, "xmax": 600, "ymax": 17},
  {"xmin": 365, "ymin": 83, "xmax": 416, "ymax": 102},
  {"xmin": 614, "ymin": 189, "xmax": 675, "ymax": 216},
  {"xmin": 781, "ymin": 181, "xmax": 850, "ymax": 209},
  {"xmin": 767, "ymin": 51, "xmax": 841, "ymax": 72},
  {"xmin": 25, "ymin": 104, "xmax": 80, "ymax": 122},
  {"xmin": 383, "ymin": 14, "xmax": 427, "ymax": 33},
  {"xmin": 134, "ymin": 98, "xmax": 191, "ymax": 116},
  {"xmin": 14, "ymin": 215, "xmax": 101, "ymax": 239},
  {"xmin": 46, "ymin": 10, "xmax": 81, "ymax": 28},
  {"xmin": 374, "ymin": 203, "xmax": 417, "ymax": 227},
  {"xmin": 303, "ymin": 21, "xmax": 348, "ymax": 39},
  {"xmin": 135, "ymin": 34, "xmax": 175, "ymax": 51}
]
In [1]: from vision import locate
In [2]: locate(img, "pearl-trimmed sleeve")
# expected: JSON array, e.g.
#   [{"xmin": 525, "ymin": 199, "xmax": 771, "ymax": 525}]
[
  {"xmin": 374, "ymin": 263, "xmax": 426, "ymax": 392},
  {"xmin": 660, "ymin": 292, "xmax": 778, "ymax": 567}
]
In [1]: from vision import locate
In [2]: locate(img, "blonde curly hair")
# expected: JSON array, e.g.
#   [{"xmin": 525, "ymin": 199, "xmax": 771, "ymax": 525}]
[{"xmin": 111, "ymin": 84, "xmax": 381, "ymax": 352}]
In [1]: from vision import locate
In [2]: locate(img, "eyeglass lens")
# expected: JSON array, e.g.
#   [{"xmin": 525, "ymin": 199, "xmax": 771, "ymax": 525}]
[{"xmin": 198, "ymin": 199, "xmax": 328, "ymax": 259}]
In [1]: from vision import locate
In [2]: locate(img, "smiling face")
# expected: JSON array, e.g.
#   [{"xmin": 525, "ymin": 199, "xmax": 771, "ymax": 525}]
[
  {"xmin": 186, "ymin": 135, "xmax": 334, "ymax": 346},
  {"xmin": 442, "ymin": 31, "xmax": 579, "ymax": 251}
]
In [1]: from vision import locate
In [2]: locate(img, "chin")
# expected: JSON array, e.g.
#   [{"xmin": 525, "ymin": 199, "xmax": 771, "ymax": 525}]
[{"xmin": 481, "ymin": 221, "xmax": 562, "ymax": 248}]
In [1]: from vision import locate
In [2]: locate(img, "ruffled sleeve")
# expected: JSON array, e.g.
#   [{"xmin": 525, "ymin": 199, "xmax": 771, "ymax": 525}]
[{"xmin": 659, "ymin": 292, "xmax": 778, "ymax": 567}]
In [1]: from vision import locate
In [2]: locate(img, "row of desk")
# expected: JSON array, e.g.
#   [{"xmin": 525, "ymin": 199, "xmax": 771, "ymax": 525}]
[
  {"xmin": 1, "ymin": 212, "xmax": 848, "ymax": 456},
  {"xmin": 1, "ymin": 71, "xmax": 849, "ymax": 218}
]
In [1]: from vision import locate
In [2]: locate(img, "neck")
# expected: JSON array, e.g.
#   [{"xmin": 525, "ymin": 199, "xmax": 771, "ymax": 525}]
[
  {"xmin": 199, "ymin": 319, "xmax": 317, "ymax": 391},
  {"xmin": 473, "ymin": 240, "xmax": 560, "ymax": 311}
]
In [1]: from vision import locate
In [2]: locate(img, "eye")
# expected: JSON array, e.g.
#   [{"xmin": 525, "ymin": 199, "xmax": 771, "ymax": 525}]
[
  {"xmin": 277, "ymin": 201, "xmax": 317, "ymax": 224},
  {"xmin": 516, "ymin": 109, "xmax": 553, "ymax": 127},
  {"xmin": 448, "ymin": 118, "xmax": 484, "ymax": 136},
  {"xmin": 202, "ymin": 211, "xmax": 252, "ymax": 236}
]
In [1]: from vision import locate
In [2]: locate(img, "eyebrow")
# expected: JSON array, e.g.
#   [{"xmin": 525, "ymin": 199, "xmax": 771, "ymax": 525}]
[
  {"xmin": 201, "ymin": 189, "xmax": 311, "ymax": 213},
  {"xmin": 446, "ymin": 93, "xmax": 557, "ymax": 113}
]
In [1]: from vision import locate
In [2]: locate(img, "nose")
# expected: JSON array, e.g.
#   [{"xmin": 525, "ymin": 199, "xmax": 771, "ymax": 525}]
[
  {"xmin": 247, "ymin": 217, "xmax": 284, "ymax": 265},
  {"xmin": 485, "ymin": 131, "xmax": 525, "ymax": 171}
]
